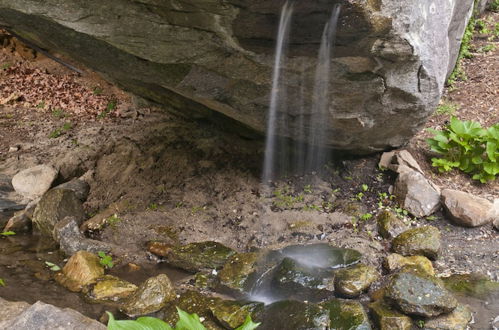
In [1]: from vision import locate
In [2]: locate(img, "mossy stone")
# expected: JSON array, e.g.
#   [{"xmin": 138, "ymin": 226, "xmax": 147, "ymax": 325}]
[
  {"xmin": 210, "ymin": 300, "xmax": 264, "ymax": 329},
  {"xmin": 217, "ymin": 252, "xmax": 259, "ymax": 293},
  {"xmin": 321, "ymin": 298, "xmax": 371, "ymax": 330},
  {"xmin": 424, "ymin": 304, "xmax": 472, "ymax": 330},
  {"xmin": 260, "ymin": 300, "xmax": 329, "ymax": 330},
  {"xmin": 164, "ymin": 241, "xmax": 236, "ymax": 273},
  {"xmin": 392, "ymin": 226, "xmax": 441, "ymax": 260},
  {"xmin": 334, "ymin": 263, "xmax": 379, "ymax": 298},
  {"xmin": 441, "ymin": 273, "xmax": 499, "ymax": 299},
  {"xmin": 85, "ymin": 275, "xmax": 137, "ymax": 302},
  {"xmin": 272, "ymin": 257, "xmax": 335, "ymax": 300},
  {"xmin": 369, "ymin": 300, "xmax": 412, "ymax": 330},
  {"xmin": 385, "ymin": 271, "xmax": 457, "ymax": 317},
  {"xmin": 376, "ymin": 210, "xmax": 408, "ymax": 239},
  {"xmin": 383, "ymin": 253, "xmax": 434, "ymax": 275}
]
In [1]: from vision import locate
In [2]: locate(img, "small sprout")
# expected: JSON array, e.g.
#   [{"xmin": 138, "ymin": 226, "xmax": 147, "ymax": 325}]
[
  {"xmin": 425, "ymin": 215, "xmax": 438, "ymax": 221},
  {"xmin": 303, "ymin": 184, "xmax": 312, "ymax": 194},
  {"xmin": 417, "ymin": 320, "xmax": 425, "ymax": 328},
  {"xmin": 36, "ymin": 101, "xmax": 46, "ymax": 109},
  {"xmin": 93, "ymin": 86, "xmax": 103, "ymax": 95},
  {"xmin": 360, "ymin": 213, "xmax": 373, "ymax": 221},
  {"xmin": 106, "ymin": 214, "xmax": 122, "ymax": 226},
  {"xmin": 98, "ymin": 251, "xmax": 114, "ymax": 269},
  {"xmin": 361, "ymin": 184, "xmax": 369, "ymax": 192},
  {"xmin": 45, "ymin": 261, "xmax": 61, "ymax": 272},
  {"xmin": 51, "ymin": 108, "xmax": 66, "ymax": 118},
  {"xmin": 0, "ymin": 278, "xmax": 5, "ymax": 286},
  {"xmin": 148, "ymin": 203, "xmax": 159, "ymax": 211},
  {"xmin": 175, "ymin": 201, "xmax": 184, "ymax": 208},
  {"xmin": 0, "ymin": 231, "xmax": 16, "ymax": 236},
  {"xmin": 356, "ymin": 192, "xmax": 364, "ymax": 201},
  {"xmin": 344, "ymin": 176, "xmax": 353, "ymax": 181}
]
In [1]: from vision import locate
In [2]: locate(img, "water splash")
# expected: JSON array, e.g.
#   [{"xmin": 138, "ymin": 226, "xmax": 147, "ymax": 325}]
[{"xmin": 262, "ymin": 3, "xmax": 341, "ymax": 182}]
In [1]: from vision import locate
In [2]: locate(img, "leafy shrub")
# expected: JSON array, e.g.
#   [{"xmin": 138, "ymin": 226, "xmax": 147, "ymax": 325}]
[
  {"xmin": 427, "ymin": 117, "xmax": 498, "ymax": 183},
  {"xmin": 107, "ymin": 307, "xmax": 260, "ymax": 330}
]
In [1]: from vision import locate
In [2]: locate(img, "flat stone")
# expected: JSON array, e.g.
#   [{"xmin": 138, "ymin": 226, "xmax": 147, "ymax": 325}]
[
  {"xmin": 32, "ymin": 189, "xmax": 86, "ymax": 239},
  {"xmin": 385, "ymin": 270, "xmax": 458, "ymax": 317},
  {"xmin": 210, "ymin": 300, "xmax": 264, "ymax": 329},
  {"xmin": 392, "ymin": 226, "xmax": 441, "ymax": 260},
  {"xmin": 1, "ymin": 300, "xmax": 105, "ymax": 329},
  {"xmin": 85, "ymin": 275, "xmax": 137, "ymax": 303},
  {"xmin": 424, "ymin": 304, "xmax": 472, "ymax": 330},
  {"xmin": 369, "ymin": 300, "xmax": 412, "ymax": 330},
  {"xmin": 383, "ymin": 253, "xmax": 434, "ymax": 276},
  {"xmin": 121, "ymin": 274, "xmax": 176, "ymax": 317},
  {"xmin": 334, "ymin": 263, "xmax": 379, "ymax": 298},
  {"xmin": 393, "ymin": 169, "xmax": 441, "ymax": 217},
  {"xmin": 12, "ymin": 165, "xmax": 58, "ymax": 200},
  {"xmin": 441, "ymin": 189, "xmax": 496, "ymax": 227},
  {"xmin": 217, "ymin": 252, "xmax": 260, "ymax": 293},
  {"xmin": 321, "ymin": 298, "xmax": 371, "ymax": 330},
  {"xmin": 57, "ymin": 251, "xmax": 104, "ymax": 292},
  {"xmin": 376, "ymin": 210, "xmax": 409, "ymax": 239}
]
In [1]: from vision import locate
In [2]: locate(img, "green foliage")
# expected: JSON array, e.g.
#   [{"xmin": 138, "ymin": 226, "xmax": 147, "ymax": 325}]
[
  {"xmin": 98, "ymin": 100, "xmax": 117, "ymax": 119},
  {"xmin": 106, "ymin": 214, "xmax": 122, "ymax": 227},
  {"xmin": 303, "ymin": 184, "xmax": 313, "ymax": 194},
  {"xmin": 273, "ymin": 188, "xmax": 304, "ymax": 208},
  {"xmin": 0, "ymin": 231, "xmax": 16, "ymax": 236},
  {"xmin": 0, "ymin": 278, "xmax": 5, "ymax": 286},
  {"xmin": 49, "ymin": 122, "xmax": 72, "ymax": 138},
  {"xmin": 45, "ymin": 261, "xmax": 61, "ymax": 271},
  {"xmin": 478, "ymin": 44, "xmax": 496, "ymax": 52},
  {"xmin": 361, "ymin": 184, "xmax": 369, "ymax": 192},
  {"xmin": 98, "ymin": 251, "xmax": 114, "ymax": 269},
  {"xmin": 360, "ymin": 213, "xmax": 373, "ymax": 221},
  {"xmin": 436, "ymin": 101, "xmax": 459, "ymax": 116},
  {"xmin": 52, "ymin": 108, "xmax": 66, "ymax": 118},
  {"xmin": 427, "ymin": 117, "xmax": 499, "ymax": 183},
  {"xmin": 489, "ymin": 0, "xmax": 499, "ymax": 12},
  {"xmin": 106, "ymin": 308, "xmax": 260, "ymax": 330}
]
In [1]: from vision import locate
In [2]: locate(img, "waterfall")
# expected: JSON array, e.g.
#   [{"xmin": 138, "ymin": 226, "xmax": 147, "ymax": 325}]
[{"xmin": 262, "ymin": 3, "xmax": 341, "ymax": 183}]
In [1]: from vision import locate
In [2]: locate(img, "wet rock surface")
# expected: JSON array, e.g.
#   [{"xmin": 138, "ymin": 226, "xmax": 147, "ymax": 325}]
[
  {"xmin": 217, "ymin": 252, "xmax": 260, "ymax": 293},
  {"xmin": 160, "ymin": 290, "xmax": 222, "ymax": 327},
  {"xmin": 383, "ymin": 253, "xmax": 434, "ymax": 276},
  {"xmin": 441, "ymin": 189, "xmax": 496, "ymax": 227},
  {"xmin": 385, "ymin": 270, "xmax": 458, "ymax": 317},
  {"xmin": 210, "ymin": 300, "xmax": 264, "ymax": 329},
  {"xmin": 56, "ymin": 251, "xmax": 105, "ymax": 292},
  {"xmin": 376, "ymin": 210, "xmax": 409, "ymax": 239},
  {"xmin": 334, "ymin": 263, "xmax": 379, "ymax": 298},
  {"xmin": 121, "ymin": 274, "xmax": 176, "ymax": 317},
  {"xmin": 392, "ymin": 226, "xmax": 441, "ymax": 260},
  {"xmin": 11, "ymin": 164, "xmax": 58, "ymax": 200},
  {"xmin": 85, "ymin": 275, "xmax": 137, "ymax": 303},
  {"xmin": 32, "ymin": 188, "xmax": 86, "ymax": 239},
  {"xmin": 369, "ymin": 300, "xmax": 412, "ymax": 330},
  {"xmin": 260, "ymin": 300, "xmax": 329, "ymax": 330},
  {"xmin": 280, "ymin": 244, "xmax": 362, "ymax": 269},
  {"xmin": 424, "ymin": 304, "xmax": 472, "ymax": 330},
  {"xmin": 321, "ymin": 299, "xmax": 371, "ymax": 330}
]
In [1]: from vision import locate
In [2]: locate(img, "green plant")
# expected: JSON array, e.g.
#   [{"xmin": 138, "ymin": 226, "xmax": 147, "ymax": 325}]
[
  {"xmin": 93, "ymin": 86, "xmax": 104, "ymax": 95},
  {"xmin": 45, "ymin": 261, "xmax": 61, "ymax": 271},
  {"xmin": 417, "ymin": 320, "xmax": 425, "ymax": 328},
  {"xmin": 427, "ymin": 117, "xmax": 498, "ymax": 183},
  {"xmin": 49, "ymin": 122, "xmax": 72, "ymax": 138},
  {"xmin": 360, "ymin": 213, "xmax": 373, "ymax": 221},
  {"xmin": 303, "ymin": 184, "xmax": 313, "ymax": 194},
  {"xmin": 97, "ymin": 100, "xmax": 117, "ymax": 119},
  {"xmin": 106, "ymin": 214, "xmax": 122, "ymax": 226},
  {"xmin": 435, "ymin": 101, "xmax": 459, "ymax": 116},
  {"xmin": 273, "ymin": 189, "xmax": 303, "ymax": 208},
  {"xmin": 0, "ymin": 278, "xmax": 5, "ymax": 286},
  {"xmin": 52, "ymin": 108, "xmax": 66, "ymax": 118},
  {"xmin": 98, "ymin": 251, "xmax": 114, "ymax": 269},
  {"xmin": 1, "ymin": 62, "xmax": 11, "ymax": 69},
  {"xmin": 106, "ymin": 308, "xmax": 260, "ymax": 330},
  {"xmin": 0, "ymin": 231, "xmax": 16, "ymax": 236},
  {"xmin": 36, "ymin": 101, "xmax": 46, "ymax": 109},
  {"xmin": 490, "ymin": 0, "xmax": 499, "ymax": 12},
  {"xmin": 361, "ymin": 184, "xmax": 369, "ymax": 192},
  {"xmin": 355, "ymin": 192, "xmax": 364, "ymax": 201},
  {"xmin": 478, "ymin": 44, "xmax": 496, "ymax": 52},
  {"xmin": 148, "ymin": 203, "xmax": 159, "ymax": 211},
  {"xmin": 425, "ymin": 215, "xmax": 438, "ymax": 221}
]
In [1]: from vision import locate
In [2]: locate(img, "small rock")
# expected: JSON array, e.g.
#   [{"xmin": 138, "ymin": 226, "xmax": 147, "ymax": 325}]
[
  {"xmin": 210, "ymin": 300, "xmax": 264, "ymax": 329},
  {"xmin": 321, "ymin": 298, "xmax": 371, "ymax": 330},
  {"xmin": 379, "ymin": 151, "xmax": 397, "ymax": 170},
  {"xmin": 8, "ymin": 146, "xmax": 19, "ymax": 153},
  {"xmin": 393, "ymin": 170, "xmax": 440, "ymax": 217},
  {"xmin": 441, "ymin": 189, "xmax": 496, "ymax": 227},
  {"xmin": 369, "ymin": 300, "xmax": 412, "ymax": 330},
  {"xmin": 121, "ymin": 274, "xmax": 176, "ymax": 317},
  {"xmin": 86, "ymin": 275, "xmax": 137, "ymax": 303},
  {"xmin": 0, "ymin": 299, "xmax": 105, "ymax": 329},
  {"xmin": 3, "ymin": 211, "xmax": 31, "ymax": 233},
  {"xmin": 424, "ymin": 304, "xmax": 472, "ymax": 330},
  {"xmin": 392, "ymin": 226, "xmax": 441, "ymax": 260},
  {"xmin": 376, "ymin": 210, "xmax": 409, "ymax": 239},
  {"xmin": 334, "ymin": 263, "xmax": 379, "ymax": 298},
  {"xmin": 260, "ymin": 300, "xmax": 329, "ymax": 330},
  {"xmin": 272, "ymin": 257, "xmax": 335, "ymax": 300},
  {"xmin": 385, "ymin": 270, "xmax": 457, "ymax": 317},
  {"xmin": 160, "ymin": 241, "xmax": 236, "ymax": 273},
  {"xmin": 54, "ymin": 216, "xmax": 113, "ymax": 256},
  {"xmin": 32, "ymin": 189, "xmax": 86, "ymax": 239},
  {"xmin": 56, "ymin": 251, "xmax": 104, "ymax": 292},
  {"xmin": 383, "ymin": 253, "xmax": 434, "ymax": 276},
  {"xmin": 218, "ymin": 252, "xmax": 260, "ymax": 293},
  {"xmin": 52, "ymin": 179, "xmax": 90, "ymax": 202},
  {"xmin": 12, "ymin": 165, "xmax": 58, "ymax": 200}
]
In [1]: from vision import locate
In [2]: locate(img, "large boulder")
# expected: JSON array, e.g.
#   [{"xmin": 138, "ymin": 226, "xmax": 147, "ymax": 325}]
[
  {"xmin": 11, "ymin": 165, "xmax": 58, "ymax": 200},
  {"xmin": 0, "ymin": 0, "xmax": 475, "ymax": 153}
]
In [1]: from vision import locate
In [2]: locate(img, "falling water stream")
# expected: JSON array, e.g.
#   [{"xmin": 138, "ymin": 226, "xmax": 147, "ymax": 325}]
[{"xmin": 262, "ymin": 2, "xmax": 341, "ymax": 183}]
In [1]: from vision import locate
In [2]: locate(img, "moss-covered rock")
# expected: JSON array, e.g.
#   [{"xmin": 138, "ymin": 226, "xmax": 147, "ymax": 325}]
[
  {"xmin": 281, "ymin": 244, "xmax": 362, "ymax": 269},
  {"xmin": 441, "ymin": 273, "xmax": 499, "ymax": 299},
  {"xmin": 376, "ymin": 210, "xmax": 408, "ymax": 239},
  {"xmin": 260, "ymin": 300, "xmax": 329, "ymax": 330},
  {"xmin": 321, "ymin": 299, "xmax": 371, "ymax": 330},
  {"xmin": 385, "ymin": 270, "xmax": 457, "ymax": 317},
  {"xmin": 217, "ymin": 252, "xmax": 259, "ymax": 293},
  {"xmin": 383, "ymin": 253, "xmax": 434, "ymax": 275},
  {"xmin": 160, "ymin": 241, "xmax": 236, "ymax": 273},
  {"xmin": 424, "ymin": 304, "xmax": 472, "ymax": 330},
  {"xmin": 334, "ymin": 263, "xmax": 379, "ymax": 298},
  {"xmin": 272, "ymin": 257, "xmax": 335, "ymax": 300},
  {"xmin": 210, "ymin": 300, "xmax": 264, "ymax": 329},
  {"xmin": 392, "ymin": 226, "xmax": 441, "ymax": 259},
  {"xmin": 369, "ymin": 300, "xmax": 412, "ymax": 330},
  {"xmin": 85, "ymin": 275, "xmax": 137, "ymax": 303},
  {"xmin": 56, "ymin": 251, "xmax": 104, "ymax": 292},
  {"xmin": 121, "ymin": 274, "xmax": 176, "ymax": 317}
]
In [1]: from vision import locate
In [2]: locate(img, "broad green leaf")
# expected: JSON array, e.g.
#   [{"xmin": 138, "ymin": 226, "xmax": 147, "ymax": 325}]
[
  {"xmin": 106, "ymin": 312, "xmax": 173, "ymax": 330},
  {"xmin": 175, "ymin": 307, "xmax": 206, "ymax": 330},
  {"xmin": 486, "ymin": 141, "xmax": 497, "ymax": 162},
  {"xmin": 450, "ymin": 117, "xmax": 466, "ymax": 135},
  {"xmin": 483, "ymin": 162, "xmax": 499, "ymax": 175},
  {"xmin": 235, "ymin": 315, "xmax": 261, "ymax": 330}
]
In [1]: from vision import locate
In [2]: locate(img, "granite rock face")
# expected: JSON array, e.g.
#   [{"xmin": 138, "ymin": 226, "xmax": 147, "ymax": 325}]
[{"xmin": 0, "ymin": 0, "xmax": 474, "ymax": 153}]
